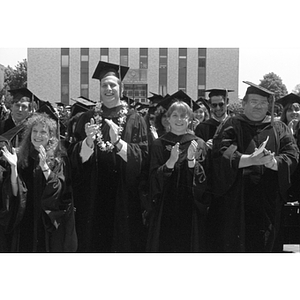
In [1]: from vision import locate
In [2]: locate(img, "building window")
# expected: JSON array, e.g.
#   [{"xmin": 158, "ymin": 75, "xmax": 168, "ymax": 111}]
[
  {"xmin": 139, "ymin": 48, "xmax": 148, "ymax": 69},
  {"xmin": 120, "ymin": 48, "xmax": 128, "ymax": 66},
  {"xmin": 123, "ymin": 84, "xmax": 147, "ymax": 102},
  {"xmin": 198, "ymin": 48, "xmax": 206, "ymax": 98},
  {"xmin": 61, "ymin": 48, "xmax": 69, "ymax": 103},
  {"xmin": 100, "ymin": 48, "xmax": 109, "ymax": 62},
  {"xmin": 81, "ymin": 48, "xmax": 89, "ymax": 98},
  {"xmin": 197, "ymin": 89, "xmax": 206, "ymax": 97},
  {"xmin": 159, "ymin": 48, "xmax": 168, "ymax": 96},
  {"xmin": 178, "ymin": 48, "xmax": 187, "ymax": 91}
]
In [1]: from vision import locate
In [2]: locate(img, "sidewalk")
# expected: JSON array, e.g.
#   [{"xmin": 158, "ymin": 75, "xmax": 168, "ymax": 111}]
[{"xmin": 283, "ymin": 244, "xmax": 300, "ymax": 253}]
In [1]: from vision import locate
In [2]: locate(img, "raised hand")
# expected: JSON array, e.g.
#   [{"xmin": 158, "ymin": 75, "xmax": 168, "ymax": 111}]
[
  {"xmin": 150, "ymin": 126, "xmax": 158, "ymax": 140},
  {"xmin": 187, "ymin": 140, "xmax": 198, "ymax": 160},
  {"xmin": 38, "ymin": 145, "xmax": 48, "ymax": 170},
  {"xmin": 249, "ymin": 147, "xmax": 274, "ymax": 166},
  {"xmin": 263, "ymin": 149, "xmax": 278, "ymax": 170},
  {"xmin": 85, "ymin": 118, "xmax": 99, "ymax": 147},
  {"xmin": 105, "ymin": 118, "xmax": 120, "ymax": 144},
  {"xmin": 166, "ymin": 142, "xmax": 180, "ymax": 169},
  {"xmin": 1, "ymin": 146, "xmax": 18, "ymax": 167},
  {"xmin": 288, "ymin": 119, "xmax": 299, "ymax": 135}
]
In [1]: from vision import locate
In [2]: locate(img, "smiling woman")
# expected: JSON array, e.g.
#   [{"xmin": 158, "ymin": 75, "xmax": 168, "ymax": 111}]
[
  {"xmin": 146, "ymin": 100, "xmax": 209, "ymax": 252},
  {"xmin": 31, "ymin": 123, "xmax": 50, "ymax": 149},
  {"xmin": 0, "ymin": 112, "xmax": 77, "ymax": 252}
]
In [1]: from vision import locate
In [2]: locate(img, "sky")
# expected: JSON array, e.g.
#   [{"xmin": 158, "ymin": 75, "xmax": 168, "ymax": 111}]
[
  {"xmin": 1, "ymin": 47, "xmax": 300, "ymax": 99},
  {"xmin": 0, "ymin": 48, "xmax": 27, "ymax": 68}
]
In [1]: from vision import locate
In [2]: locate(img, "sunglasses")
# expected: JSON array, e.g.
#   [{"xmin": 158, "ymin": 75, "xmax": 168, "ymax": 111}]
[{"xmin": 210, "ymin": 102, "xmax": 225, "ymax": 108}]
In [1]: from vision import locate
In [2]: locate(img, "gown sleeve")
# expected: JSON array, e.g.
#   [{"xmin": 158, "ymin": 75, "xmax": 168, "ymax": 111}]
[
  {"xmin": 122, "ymin": 112, "xmax": 148, "ymax": 188},
  {"xmin": 41, "ymin": 156, "xmax": 74, "ymax": 229},
  {"xmin": 273, "ymin": 121, "xmax": 299, "ymax": 200},
  {"xmin": 211, "ymin": 118, "xmax": 243, "ymax": 196}
]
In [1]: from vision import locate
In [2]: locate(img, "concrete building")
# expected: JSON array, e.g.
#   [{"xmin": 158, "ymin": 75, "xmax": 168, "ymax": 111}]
[{"xmin": 27, "ymin": 48, "xmax": 239, "ymax": 105}]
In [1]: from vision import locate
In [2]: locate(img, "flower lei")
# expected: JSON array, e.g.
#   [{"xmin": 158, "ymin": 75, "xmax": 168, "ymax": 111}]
[{"xmin": 93, "ymin": 100, "xmax": 128, "ymax": 152}]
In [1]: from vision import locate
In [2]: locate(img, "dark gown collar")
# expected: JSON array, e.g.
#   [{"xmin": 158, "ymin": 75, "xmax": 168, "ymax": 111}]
[
  {"xmin": 101, "ymin": 104, "xmax": 124, "ymax": 118},
  {"xmin": 203, "ymin": 118, "xmax": 220, "ymax": 126},
  {"xmin": 236, "ymin": 114, "xmax": 271, "ymax": 126},
  {"xmin": 160, "ymin": 131, "xmax": 197, "ymax": 145}
]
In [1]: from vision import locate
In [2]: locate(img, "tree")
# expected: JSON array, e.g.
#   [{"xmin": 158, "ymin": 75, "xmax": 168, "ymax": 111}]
[
  {"xmin": 259, "ymin": 72, "xmax": 288, "ymax": 101},
  {"xmin": 0, "ymin": 59, "xmax": 27, "ymax": 107},
  {"xmin": 292, "ymin": 84, "xmax": 300, "ymax": 96},
  {"xmin": 228, "ymin": 101, "xmax": 243, "ymax": 115}
]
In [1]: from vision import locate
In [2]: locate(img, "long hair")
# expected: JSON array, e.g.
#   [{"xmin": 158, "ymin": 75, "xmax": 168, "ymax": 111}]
[
  {"xmin": 154, "ymin": 106, "xmax": 169, "ymax": 137},
  {"xmin": 18, "ymin": 112, "xmax": 66, "ymax": 169},
  {"xmin": 280, "ymin": 102, "xmax": 300, "ymax": 125}
]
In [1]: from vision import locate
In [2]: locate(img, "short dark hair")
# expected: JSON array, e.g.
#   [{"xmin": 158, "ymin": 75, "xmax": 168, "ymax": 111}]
[{"xmin": 12, "ymin": 96, "xmax": 33, "ymax": 111}]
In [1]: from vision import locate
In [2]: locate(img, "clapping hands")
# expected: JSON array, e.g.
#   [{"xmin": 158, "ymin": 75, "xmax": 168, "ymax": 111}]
[
  {"xmin": 37, "ymin": 145, "xmax": 49, "ymax": 170},
  {"xmin": 85, "ymin": 118, "xmax": 99, "ymax": 147},
  {"xmin": 105, "ymin": 119, "xmax": 119, "ymax": 144},
  {"xmin": 1, "ymin": 146, "xmax": 17, "ymax": 167},
  {"xmin": 187, "ymin": 140, "xmax": 198, "ymax": 160}
]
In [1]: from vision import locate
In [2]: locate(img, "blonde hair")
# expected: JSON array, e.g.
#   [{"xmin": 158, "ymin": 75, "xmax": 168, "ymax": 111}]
[{"xmin": 166, "ymin": 100, "xmax": 193, "ymax": 121}]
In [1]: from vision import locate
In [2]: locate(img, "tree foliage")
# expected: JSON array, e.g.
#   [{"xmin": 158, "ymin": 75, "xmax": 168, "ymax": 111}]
[
  {"xmin": 292, "ymin": 84, "xmax": 300, "ymax": 96},
  {"xmin": 228, "ymin": 101, "xmax": 243, "ymax": 114},
  {"xmin": 259, "ymin": 72, "xmax": 288, "ymax": 101},
  {"xmin": 0, "ymin": 59, "xmax": 27, "ymax": 107}
]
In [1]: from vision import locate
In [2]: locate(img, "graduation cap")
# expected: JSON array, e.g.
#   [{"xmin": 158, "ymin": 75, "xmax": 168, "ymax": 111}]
[
  {"xmin": 148, "ymin": 92, "xmax": 165, "ymax": 105},
  {"xmin": 243, "ymin": 81, "xmax": 274, "ymax": 98},
  {"xmin": 276, "ymin": 93, "xmax": 300, "ymax": 108},
  {"xmin": 196, "ymin": 97, "xmax": 210, "ymax": 112},
  {"xmin": 1, "ymin": 123, "xmax": 26, "ymax": 147},
  {"xmin": 8, "ymin": 87, "xmax": 40, "ymax": 104},
  {"xmin": 243, "ymin": 81, "xmax": 275, "ymax": 125},
  {"xmin": 133, "ymin": 102, "xmax": 149, "ymax": 111},
  {"xmin": 70, "ymin": 96, "xmax": 96, "ymax": 118},
  {"xmin": 71, "ymin": 96, "xmax": 96, "ymax": 106},
  {"xmin": 37, "ymin": 101, "xmax": 66, "ymax": 136},
  {"xmin": 92, "ymin": 61, "xmax": 129, "ymax": 81},
  {"xmin": 205, "ymin": 88, "xmax": 234, "ymax": 99},
  {"xmin": 157, "ymin": 90, "xmax": 200, "ymax": 112},
  {"xmin": 56, "ymin": 102, "xmax": 65, "ymax": 107},
  {"xmin": 121, "ymin": 95, "xmax": 135, "ymax": 106},
  {"xmin": 148, "ymin": 106, "xmax": 157, "ymax": 115}
]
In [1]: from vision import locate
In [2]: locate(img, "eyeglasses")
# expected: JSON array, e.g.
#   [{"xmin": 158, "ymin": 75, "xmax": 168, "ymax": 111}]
[
  {"xmin": 249, "ymin": 100, "xmax": 269, "ymax": 107},
  {"xmin": 210, "ymin": 103, "xmax": 225, "ymax": 108}
]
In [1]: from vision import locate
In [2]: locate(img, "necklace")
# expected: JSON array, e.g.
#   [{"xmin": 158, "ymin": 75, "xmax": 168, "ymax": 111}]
[{"xmin": 93, "ymin": 100, "xmax": 128, "ymax": 152}]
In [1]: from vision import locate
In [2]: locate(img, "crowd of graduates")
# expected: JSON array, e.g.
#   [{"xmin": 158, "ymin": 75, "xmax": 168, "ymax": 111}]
[{"xmin": 0, "ymin": 60, "xmax": 299, "ymax": 253}]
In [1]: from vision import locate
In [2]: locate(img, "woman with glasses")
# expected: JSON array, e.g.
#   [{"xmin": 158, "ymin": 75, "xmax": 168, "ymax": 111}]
[{"xmin": 146, "ymin": 100, "xmax": 209, "ymax": 252}]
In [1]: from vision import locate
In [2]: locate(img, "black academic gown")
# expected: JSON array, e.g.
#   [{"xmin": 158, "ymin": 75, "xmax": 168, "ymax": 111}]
[
  {"xmin": 0, "ymin": 115, "xmax": 28, "ymax": 148},
  {"xmin": 1, "ymin": 148, "xmax": 77, "ymax": 252},
  {"xmin": 146, "ymin": 132, "xmax": 209, "ymax": 252},
  {"xmin": 0, "ymin": 136, "xmax": 11, "ymax": 252},
  {"xmin": 69, "ymin": 104, "xmax": 148, "ymax": 252},
  {"xmin": 0, "ymin": 115, "xmax": 15, "ymax": 135},
  {"xmin": 208, "ymin": 114, "xmax": 299, "ymax": 252},
  {"xmin": 194, "ymin": 118, "xmax": 220, "ymax": 142}
]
